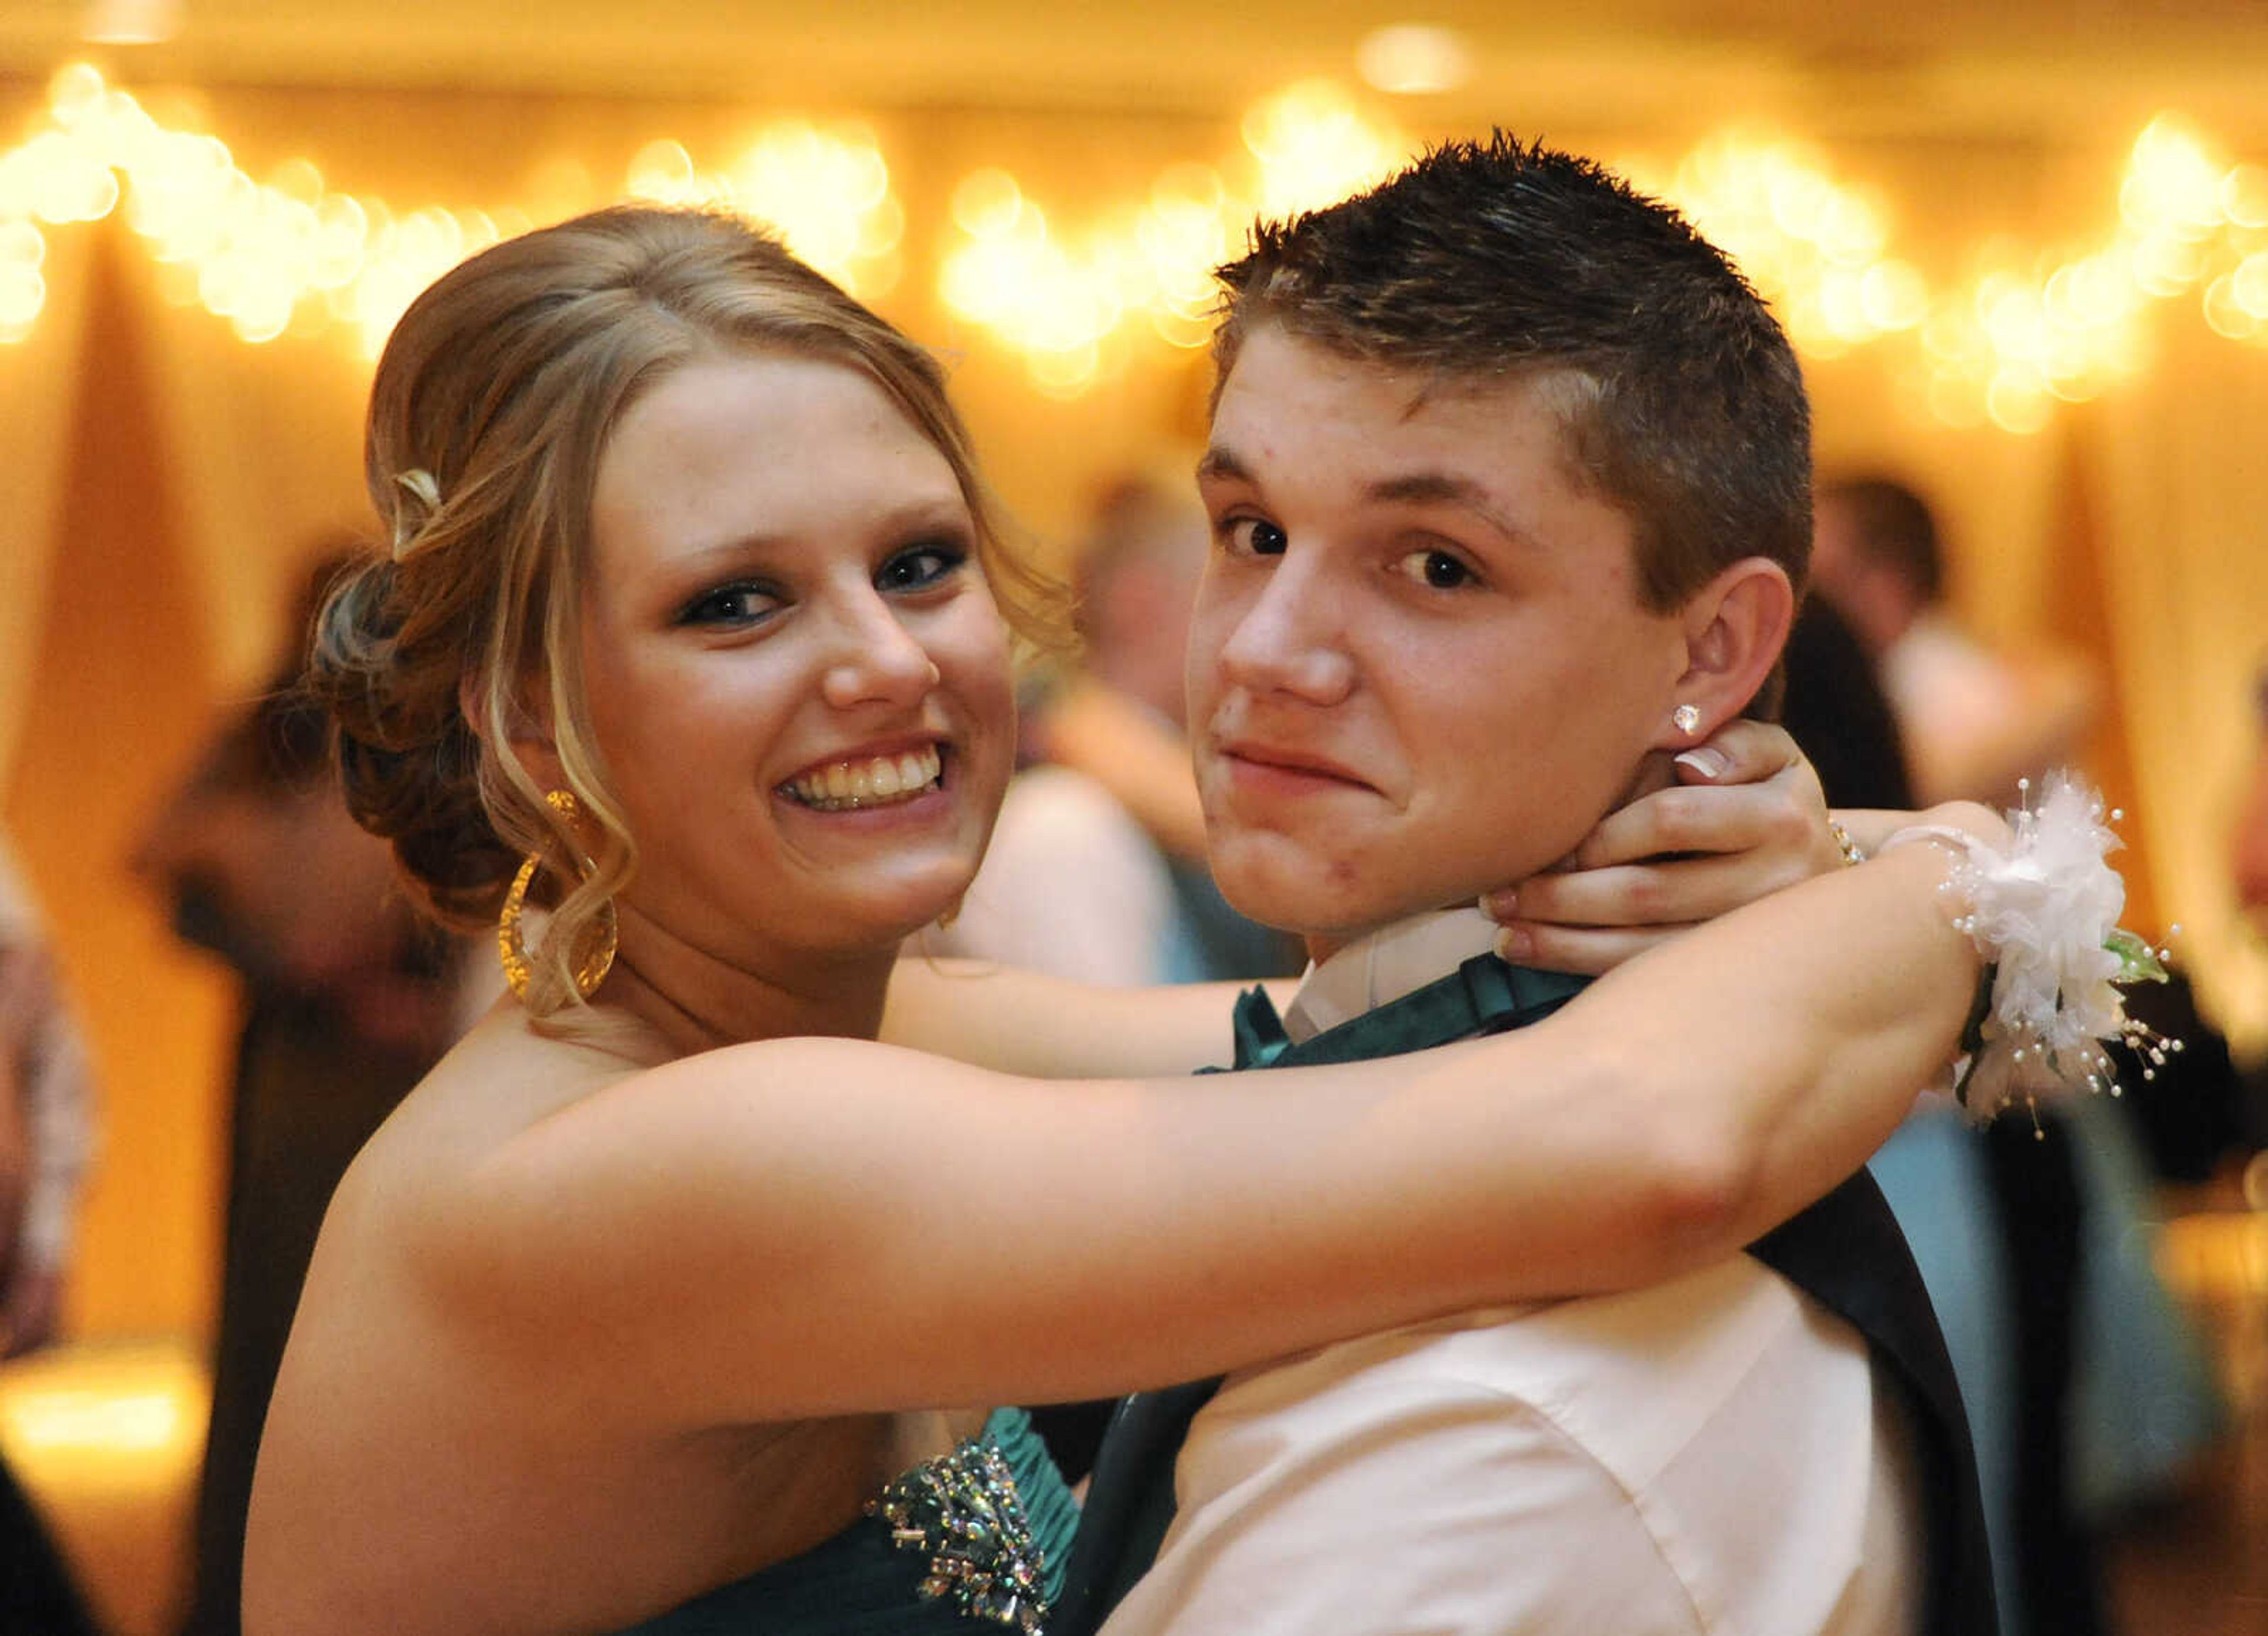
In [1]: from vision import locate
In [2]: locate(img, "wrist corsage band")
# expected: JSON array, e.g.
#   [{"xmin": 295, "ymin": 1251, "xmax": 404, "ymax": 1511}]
[{"xmin": 1881, "ymin": 773, "xmax": 2178, "ymax": 1127}]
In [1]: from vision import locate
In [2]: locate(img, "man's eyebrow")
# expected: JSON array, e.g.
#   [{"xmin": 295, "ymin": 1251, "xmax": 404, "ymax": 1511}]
[
  {"xmin": 1195, "ymin": 445, "xmax": 1254, "ymax": 485},
  {"xmin": 1366, "ymin": 471, "xmax": 1531, "ymax": 549},
  {"xmin": 1197, "ymin": 448, "xmax": 1534, "ymax": 550}
]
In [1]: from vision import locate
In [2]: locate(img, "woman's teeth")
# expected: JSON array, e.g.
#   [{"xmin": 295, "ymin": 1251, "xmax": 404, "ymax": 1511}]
[{"xmin": 784, "ymin": 745, "xmax": 944, "ymax": 811}]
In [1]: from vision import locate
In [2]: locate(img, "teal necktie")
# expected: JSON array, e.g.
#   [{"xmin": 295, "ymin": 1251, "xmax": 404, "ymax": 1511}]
[
  {"xmin": 1058, "ymin": 953, "xmax": 1596, "ymax": 1636},
  {"xmin": 1224, "ymin": 954, "xmax": 1591, "ymax": 1071}
]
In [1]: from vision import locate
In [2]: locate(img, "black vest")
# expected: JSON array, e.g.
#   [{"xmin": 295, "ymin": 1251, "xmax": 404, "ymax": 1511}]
[{"xmin": 1049, "ymin": 957, "xmax": 1997, "ymax": 1636}]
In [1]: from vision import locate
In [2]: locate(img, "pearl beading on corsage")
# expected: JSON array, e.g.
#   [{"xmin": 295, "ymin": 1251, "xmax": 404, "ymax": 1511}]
[{"xmin": 1881, "ymin": 773, "xmax": 2178, "ymax": 1129}]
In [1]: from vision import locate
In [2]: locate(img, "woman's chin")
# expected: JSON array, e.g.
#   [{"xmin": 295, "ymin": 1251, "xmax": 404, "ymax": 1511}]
[{"xmin": 844, "ymin": 865, "xmax": 986, "ymax": 947}]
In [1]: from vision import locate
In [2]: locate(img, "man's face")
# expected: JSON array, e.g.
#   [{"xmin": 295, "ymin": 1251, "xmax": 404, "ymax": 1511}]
[{"xmin": 1187, "ymin": 326, "xmax": 1692, "ymax": 953}]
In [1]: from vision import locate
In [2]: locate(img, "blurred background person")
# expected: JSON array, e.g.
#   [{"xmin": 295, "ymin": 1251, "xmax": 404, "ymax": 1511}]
[
  {"xmin": 0, "ymin": 831, "xmax": 102, "ymax": 1634},
  {"xmin": 928, "ymin": 471, "xmax": 1299, "ymax": 989},
  {"xmin": 1810, "ymin": 475, "xmax": 2098, "ymax": 808},
  {"xmin": 2238, "ymin": 662, "xmax": 2268, "ymax": 933},
  {"xmin": 133, "ymin": 549, "xmax": 477, "ymax": 1636},
  {"xmin": 2231, "ymin": 658, "xmax": 2268, "ymax": 1156},
  {"xmin": 1783, "ymin": 586, "xmax": 2230, "ymax": 1636},
  {"xmin": 1780, "ymin": 594, "xmax": 1919, "ymax": 811},
  {"xmin": 923, "ymin": 472, "xmax": 1298, "ymax": 1482},
  {"xmin": 0, "ymin": 837, "xmax": 96, "ymax": 1361}
]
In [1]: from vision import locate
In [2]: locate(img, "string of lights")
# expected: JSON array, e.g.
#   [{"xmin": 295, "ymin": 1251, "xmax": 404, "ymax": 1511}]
[{"xmin": 4, "ymin": 63, "xmax": 2265, "ymax": 432}]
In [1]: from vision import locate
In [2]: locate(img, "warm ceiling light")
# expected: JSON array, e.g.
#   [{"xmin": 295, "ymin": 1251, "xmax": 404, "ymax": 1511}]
[
  {"xmin": 1356, "ymin": 25, "xmax": 1473, "ymax": 96},
  {"xmin": 81, "ymin": 0, "xmax": 181, "ymax": 46}
]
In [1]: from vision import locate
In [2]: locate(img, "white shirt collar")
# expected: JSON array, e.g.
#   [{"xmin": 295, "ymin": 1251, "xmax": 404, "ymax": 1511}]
[{"xmin": 1281, "ymin": 906, "xmax": 1501, "ymax": 1044}]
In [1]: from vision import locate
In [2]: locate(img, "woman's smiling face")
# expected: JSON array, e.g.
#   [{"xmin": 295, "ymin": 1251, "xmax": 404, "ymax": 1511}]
[{"xmin": 575, "ymin": 348, "xmax": 1016, "ymax": 969}]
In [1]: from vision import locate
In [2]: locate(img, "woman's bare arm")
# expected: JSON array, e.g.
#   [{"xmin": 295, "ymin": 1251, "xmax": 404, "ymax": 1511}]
[
  {"xmin": 885, "ymin": 722, "xmax": 1848, "ymax": 1076},
  {"xmin": 430, "ymin": 812, "xmax": 1996, "ymax": 1428},
  {"xmin": 881, "ymin": 958, "xmax": 1297, "ymax": 1078}
]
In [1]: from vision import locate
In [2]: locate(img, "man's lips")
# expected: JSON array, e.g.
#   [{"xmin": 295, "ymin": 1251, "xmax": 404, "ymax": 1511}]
[{"xmin": 1215, "ymin": 739, "xmax": 1377, "ymax": 793}]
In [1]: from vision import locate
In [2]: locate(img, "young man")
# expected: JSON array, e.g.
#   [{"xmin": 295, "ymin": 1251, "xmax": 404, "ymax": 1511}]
[{"xmin": 1054, "ymin": 136, "xmax": 1995, "ymax": 1636}]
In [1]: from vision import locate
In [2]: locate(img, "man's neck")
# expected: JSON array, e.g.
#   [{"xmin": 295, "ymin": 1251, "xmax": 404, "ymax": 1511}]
[
  {"xmin": 1304, "ymin": 901, "xmax": 1469, "ymax": 969},
  {"xmin": 1285, "ymin": 905, "xmax": 1503, "ymax": 1044}
]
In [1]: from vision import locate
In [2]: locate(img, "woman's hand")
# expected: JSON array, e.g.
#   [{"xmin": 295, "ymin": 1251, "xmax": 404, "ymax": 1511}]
[{"xmin": 1482, "ymin": 722, "xmax": 1847, "ymax": 974}]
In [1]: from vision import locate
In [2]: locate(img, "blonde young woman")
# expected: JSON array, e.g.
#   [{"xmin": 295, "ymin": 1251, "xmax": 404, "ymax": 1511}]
[{"xmin": 245, "ymin": 207, "xmax": 2002, "ymax": 1636}]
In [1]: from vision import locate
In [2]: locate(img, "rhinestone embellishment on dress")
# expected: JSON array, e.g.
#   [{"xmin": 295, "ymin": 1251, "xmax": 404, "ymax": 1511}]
[{"xmin": 869, "ymin": 1435, "xmax": 1051, "ymax": 1632}]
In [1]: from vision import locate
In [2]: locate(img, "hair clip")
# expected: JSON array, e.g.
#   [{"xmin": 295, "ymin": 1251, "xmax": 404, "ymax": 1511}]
[{"xmin": 391, "ymin": 467, "xmax": 444, "ymax": 563}]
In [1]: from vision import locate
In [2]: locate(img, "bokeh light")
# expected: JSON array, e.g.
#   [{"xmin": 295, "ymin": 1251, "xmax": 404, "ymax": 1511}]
[
  {"xmin": 4, "ymin": 65, "xmax": 2264, "ymax": 431},
  {"xmin": 624, "ymin": 120, "xmax": 903, "ymax": 298},
  {"xmin": 1355, "ymin": 26, "xmax": 1474, "ymax": 97},
  {"xmin": 1625, "ymin": 113, "xmax": 2268, "ymax": 432},
  {"xmin": 0, "ymin": 63, "xmax": 902, "ymax": 357},
  {"xmin": 939, "ymin": 82, "xmax": 1415, "ymax": 393}
]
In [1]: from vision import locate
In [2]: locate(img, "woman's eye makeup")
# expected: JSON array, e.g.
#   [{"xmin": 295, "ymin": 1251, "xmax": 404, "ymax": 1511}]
[
  {"xmin": 672, "ymin": 536, "xmax": 967, "ymax": 628},
  {"xmin": 676, "ymin": 581, "xmax": 784, "ymax": 627},
  {"xmin": 875, "ymin": 538, "xmax": 970, "ymax": 592}
]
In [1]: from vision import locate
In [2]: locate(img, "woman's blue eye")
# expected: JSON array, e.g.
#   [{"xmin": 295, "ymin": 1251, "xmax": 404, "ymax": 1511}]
[
  {"xmin": 877, "ymin": 542, "xmax": 967, "ymax": 592},
  {"xmin": 679, "ymin": 583, "xmax": 782, "ymax": 626}
]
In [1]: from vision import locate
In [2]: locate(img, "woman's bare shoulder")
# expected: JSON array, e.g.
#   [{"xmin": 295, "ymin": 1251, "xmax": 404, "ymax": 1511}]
[{"xmin": 348, "ymin": 1018, "xmax": 955, "ymax": 1283}]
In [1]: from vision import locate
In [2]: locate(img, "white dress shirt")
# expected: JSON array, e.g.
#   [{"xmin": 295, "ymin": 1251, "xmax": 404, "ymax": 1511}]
[{"xmin": 1100, "ymin": 912, "xmax": 1920, "ymax": 1636}]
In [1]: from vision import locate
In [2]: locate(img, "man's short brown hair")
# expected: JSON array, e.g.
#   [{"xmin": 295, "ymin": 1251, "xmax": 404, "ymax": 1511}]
[{"xmin": 1214, "ymin": 133, "xmax": 1812, "ymax": 617}]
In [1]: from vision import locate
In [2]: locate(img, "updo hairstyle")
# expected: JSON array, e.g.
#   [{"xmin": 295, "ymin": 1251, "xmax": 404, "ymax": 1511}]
[{"xmin": 308, "ymin": 206, "xmax": 1064, "ymax": 1016}]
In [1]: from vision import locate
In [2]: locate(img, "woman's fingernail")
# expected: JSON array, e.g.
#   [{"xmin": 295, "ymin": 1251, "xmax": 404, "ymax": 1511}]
[
  {"xmin": 1674, "ymin": 747, "xmax": 1730, "ymax": 780},
  {"xmin": 1495, "ymin": 925, "xmax": 1534, "ymax": 960},
  {"xmin": 1478, "ymin": 888, "xmax": 1519, "ymax": 921}
]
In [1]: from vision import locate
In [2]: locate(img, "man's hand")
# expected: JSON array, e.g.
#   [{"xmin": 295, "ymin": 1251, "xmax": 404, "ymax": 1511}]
[{"xmin": 1482, "ymin": 722, "xmax": 1844, "ymax": 974}]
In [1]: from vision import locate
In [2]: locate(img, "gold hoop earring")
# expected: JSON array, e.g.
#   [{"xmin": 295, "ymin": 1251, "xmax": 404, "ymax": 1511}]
[{"xmin": 497, "ymin": 788, "xmax": 618, "ymax": 1000}]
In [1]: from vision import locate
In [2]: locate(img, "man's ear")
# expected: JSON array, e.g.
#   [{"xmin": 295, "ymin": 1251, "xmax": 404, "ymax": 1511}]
[
  {"xmin": 1658, "ymin": 557, "xmax": 1796, "ymax": 746},
  {"xmin": 458, "ymin": 666, "xmax": 565, "ymax": 791}
]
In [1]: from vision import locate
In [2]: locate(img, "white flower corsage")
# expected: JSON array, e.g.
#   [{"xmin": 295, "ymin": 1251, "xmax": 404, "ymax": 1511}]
[{"xmin": 1882, "ymin": 773, "xmax": 2176, "ymax": 1125}]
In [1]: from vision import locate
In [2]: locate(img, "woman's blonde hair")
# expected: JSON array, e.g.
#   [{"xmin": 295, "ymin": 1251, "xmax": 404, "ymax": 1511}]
[{"xmin": 309, "ymin": 206, "xmax": 1065, "ymax": 1016}]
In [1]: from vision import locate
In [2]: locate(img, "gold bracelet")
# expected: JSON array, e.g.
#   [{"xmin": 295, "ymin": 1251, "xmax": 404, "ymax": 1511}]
[{"xmin": 1827, "ymin": 817, "xmax": 1865, "ymax": 866}]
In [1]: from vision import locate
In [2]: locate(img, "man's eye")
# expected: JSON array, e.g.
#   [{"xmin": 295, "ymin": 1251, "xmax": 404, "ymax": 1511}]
[
  {"xmin": 1227, "ymin": 518, "xmax": 1289, "ymax": 557},
  {"xmin": 1393, "ymin": 548, "xmax": 1477, "ymax": 591},
  {"xmin": 678, "ymin": 583, "xmax": 783, "ymax": 626},
  {"xmin": 876, "ymin": 542, "xmax": 968, "ymax": 592}
]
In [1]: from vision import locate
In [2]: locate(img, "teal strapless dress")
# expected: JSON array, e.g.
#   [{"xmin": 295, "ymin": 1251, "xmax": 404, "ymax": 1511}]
[{"xmin": 613, "ymin": 1408, "xmax": 1076, "ymax": 1635}]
